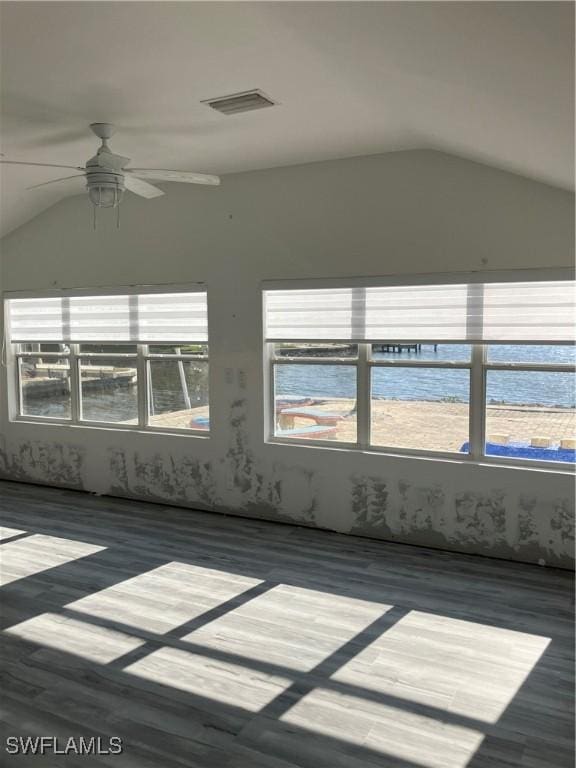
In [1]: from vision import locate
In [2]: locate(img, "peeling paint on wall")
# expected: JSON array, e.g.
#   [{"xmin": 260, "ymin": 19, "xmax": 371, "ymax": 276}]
[
  {"xmin": 349, "ymin": 473, "xmax": 574, "ymax": 568},
  {"xmin": 220, "ymin": 398, "xmax": 319, "ymax": 524},
  {"xmin": 108, "ymin": 447, "xmax": 217, "ymax": 508},
  {"xmin": 550, "ymin": 498, "xmax": 574, "ymax": 546},
  {"xmin": 454, "ymin": 490, "xmax": 507, "ymax": 547},
  {"xmin": 109, "ymin": 447, "xmax": 130, "ymax": 496},
  {"xmin": 225, "ymin": 398, "xmax": 255, "ymax": 494},
  {"xmin": 103, "ymin": 398, "xmax": 320, "ymax": 526},
  {"xmin": 351, "ymin": 475, "xmax": 391, "ymax": 533},
  {"xmin": 0, "ymin": 430, "xmax": 571, "ymax": 568},
  {"xmin": 0, "ymin": 407, "xmax": 571, "ymax": 570},
  {"xmin": 0, "ymin": 441, "xmax": 85, "ymax": 489}
]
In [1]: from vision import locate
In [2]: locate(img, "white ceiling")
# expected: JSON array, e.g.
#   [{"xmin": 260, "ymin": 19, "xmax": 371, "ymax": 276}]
[{"xmin": 1, "ymin": 1, "xmax": 573, "ymax": 237}]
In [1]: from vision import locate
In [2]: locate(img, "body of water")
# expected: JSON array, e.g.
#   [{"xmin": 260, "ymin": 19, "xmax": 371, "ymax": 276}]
[
  {"xmin": 22, "ymin": 344, "xmax": 575, "ymax": 421},
  {"xmin": 276, "ymin": 345, "xmax": 575, "ymax": 408},
  {"xmin": 22, "ymin": 359, "xmax": 208, "ymax": 422}
]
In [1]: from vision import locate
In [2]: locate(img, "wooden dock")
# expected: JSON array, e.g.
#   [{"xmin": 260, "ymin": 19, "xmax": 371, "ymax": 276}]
[{"xmin": 22, "ymin": 365, "xmax": 137, "ymax": 399}]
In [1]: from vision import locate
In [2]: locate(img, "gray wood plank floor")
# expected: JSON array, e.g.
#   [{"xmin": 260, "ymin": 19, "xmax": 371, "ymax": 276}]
[{"xmin": 0, "ymin": 480, "xmax": 573, "ymax": 767}]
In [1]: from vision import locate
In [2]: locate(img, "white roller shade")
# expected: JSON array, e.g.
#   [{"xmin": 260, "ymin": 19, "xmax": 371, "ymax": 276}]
[
  {"xmin": 136, "ymin": 293, "xmax": 208, "ymax": 342},
  {"xmin": 5, "ymin": 297, "xmax": 65, "ymax": 342},
  {"xmin": 482, "ymin": 282, "xmax": 574, "ymax": 342},
  {"xmin": 68, "ymin": 295, "xmax": 132, "ymax": 341},
  {"xmin": 265, "ymin": 280, "xmax": 575, "ymax": 343},
  {"xmin": 7, "ymin": 291, "xmax": 208, "ymax": 343}
]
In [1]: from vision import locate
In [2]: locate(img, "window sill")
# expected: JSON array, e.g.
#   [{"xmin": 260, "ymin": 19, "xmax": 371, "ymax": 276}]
[
  {"xmin": 10, "ymin": 416, "xmax": 210, "ymax": 439},
  {"xmin": 266, "ymin": 436, "xmax": 575, "ymax": 474}
]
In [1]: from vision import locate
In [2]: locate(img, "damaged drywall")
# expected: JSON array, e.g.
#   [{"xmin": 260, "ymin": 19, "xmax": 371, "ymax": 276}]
[
  {"xmin": 222, "ymin": 398, "xmax": 319, "ymax": 525},
  {"xmin": 101, "ymin": 398, "xmax": 319, "ymax": 526},
  {"xmin": 350, "ymin": 473, "xmax": 573, "ymax": 568},
  {"xmin": 0, "ymin": 394, "xmax": 572, "ymax": 569},
  {"xmin": 0, "ymin": 386, "xmax": 573, "ymax": 569},
  {"xmin": 108, "ymin": 447, "xmax": 217, "ymax": 509},
  {"xmin": 0, "ymin": 441, "xmax": 85, "ymax": 489}
]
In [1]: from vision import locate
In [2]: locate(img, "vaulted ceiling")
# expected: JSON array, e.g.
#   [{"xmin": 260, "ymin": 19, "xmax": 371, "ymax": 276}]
[{"xmin": 1, "ymin": 1, "xmax": 573, "ymax": 236}]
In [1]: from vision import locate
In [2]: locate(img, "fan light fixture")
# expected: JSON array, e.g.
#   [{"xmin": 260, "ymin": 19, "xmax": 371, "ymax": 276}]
[
  {"xmin": 0, "ymin": 121, "xmax": 221, "ymax": 231},
  {"xmin": 85, "ymin": 126, "xmax": 126, "ymax": 225},
  {"xmin": 88, "ymin": 179, "xmax": 125, "ymax": 228},
  {"xmin": 88, "ymin": 181, "xmax": 125, "ymax": 208}
]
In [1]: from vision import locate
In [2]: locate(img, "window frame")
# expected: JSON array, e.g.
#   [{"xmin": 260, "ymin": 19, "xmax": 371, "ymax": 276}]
[
  {"xmin": 266, "ymin": 340, "xmax": 575, "ymax": 472},
  {"xmin": 13, "ymin": 342, "xmax": 210, "ymax": 435},
  {"xmin": 7, "ymin": 283, "xmax": 210, "ymax": 437},
  {"xmin": 270, "ymin": 349, "xmax": 361, "ymax": 449},
  {"xmin": 16, "ymin": 346, "xmax": 74, "ymax": 422}
]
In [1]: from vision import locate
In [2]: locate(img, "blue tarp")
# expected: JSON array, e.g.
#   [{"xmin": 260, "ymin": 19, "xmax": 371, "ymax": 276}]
[{"xmin": 460, "ymin": 441, "xmax": 575, "ymax": 463}]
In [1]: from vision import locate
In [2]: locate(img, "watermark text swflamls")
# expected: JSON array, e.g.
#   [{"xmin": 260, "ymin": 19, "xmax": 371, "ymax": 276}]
[{"xmin": 6, "ymin": 736, "xmax": 123, "ymax": 756}]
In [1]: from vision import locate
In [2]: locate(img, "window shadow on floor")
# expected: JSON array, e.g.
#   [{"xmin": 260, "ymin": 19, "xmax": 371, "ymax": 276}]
[{"xmin": 0, "ymin": 480, "xmax": 573, "ymax": 767}]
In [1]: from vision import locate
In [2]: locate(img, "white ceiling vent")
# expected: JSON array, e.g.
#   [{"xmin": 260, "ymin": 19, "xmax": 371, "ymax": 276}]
[{"xmin": 203, "ymin": 90, "xmax": 276, "ymax": 115}]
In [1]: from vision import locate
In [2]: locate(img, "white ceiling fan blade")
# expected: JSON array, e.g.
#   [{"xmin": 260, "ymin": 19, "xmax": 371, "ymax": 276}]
[
  {"xmin": 124, "ymin": 174, "xmax": 165, "ymax": 199},
  {"xmin": 127, "ymin": 169, "xmax": 220, "ymax": 186},
  {"xmin": 27, "ymin": 174, "xmax": 86, "ymax": 191},
  {"xmin": 1, "ymin": 160, "xmax": 84, "ymax": 170}
]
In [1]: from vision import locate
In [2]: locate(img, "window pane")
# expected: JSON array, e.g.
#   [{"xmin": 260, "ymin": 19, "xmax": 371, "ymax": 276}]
[
  {"xmin": 371, "ymin": 368, "xmax": 470, "ymax": 452},
  {"xmin": 273, "ymin": 343, "xmax": 358, "ymax": 359},
  {"xmin": 147, "ymin": 344, "xmax": 208, "ymax": 356},
  {"xmin": 80, "ymin": 359, "xmax": 138, "ymax": 424},
  {"xmin": 371, "ymin": 343, "xmax": 470, "ymax": 362},
  {"xmin": 19, "ymin": 357, "xmax": 71, "ymax": 419},
  {"xmin": 79, "ymin": 344, "xmax": 137, "ymax": 354},
  {"xmin": 148, "ymin": 360, "xmax": 209, "ymax": 430},
  {"xmin": 487, "ymin": 344, "xmax": 576, "ymax": 365},
  {"xmin": 18, "ymin": 343, "xmax": 70, "ymax": 354},
  {"xmin": 485, "ymin": 371, "xmax": 576, "ymax": 463},
  {"xmin": 274, "ymin": 364, "xmax": 357, "ymax": 442}
]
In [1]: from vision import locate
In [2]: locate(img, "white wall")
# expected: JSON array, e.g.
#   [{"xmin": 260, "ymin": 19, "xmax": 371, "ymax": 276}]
[{"xmin": 1, "ymin": 149, "xmax": 574, "ymax": 567}]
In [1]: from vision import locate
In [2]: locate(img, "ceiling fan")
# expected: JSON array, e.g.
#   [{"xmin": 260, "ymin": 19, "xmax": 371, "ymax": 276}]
[{"xmin": 0, "ymin": 122, "xmax": 221, "ymax": 214}]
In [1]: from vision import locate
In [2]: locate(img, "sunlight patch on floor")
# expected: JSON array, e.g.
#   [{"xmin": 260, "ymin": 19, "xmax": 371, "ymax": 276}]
[
  {"xmin": 332, "ymin": 610, "xmax": 551, "ymax": 724},
  {"xmin": 66, "ymin": 561, "xmax": 264, "ymax": 634},
  {"xmin": 124, "ymin": 645, "xmax": 293, "ymax": 712},
  {"xmin": 5, "ymin": 611, "xmax": 145, "ymax": 662},
  {"xmin": 181, "ymin": 583, "xmax": 394, "ymax": 672},
  {"xmin": 0, "ymin": 534, "xmax": 105, "ymax": 586},
  {"xmin": 280, "ymin": 686, "xmax": 484, "ymax": 768},
  {"xmin": 0, "ymin": 526, "xmax": 27, "ymax": 540}
]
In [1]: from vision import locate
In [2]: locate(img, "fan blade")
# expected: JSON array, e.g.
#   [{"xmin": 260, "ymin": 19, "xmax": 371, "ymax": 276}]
[
  {"xmin": 127, "ymin": 169, "xmax": 220, "ymax": 186},
  {"xmin": 0, "ymin": 160, "xmax": 84, "ymax": 170},
  {"xmin": 124, "ymin": 174, "xmax": 164, "ymax": 199},
  {"xmin": 27, "ymin": 174, "xmax": 86, "ymax": 191}
]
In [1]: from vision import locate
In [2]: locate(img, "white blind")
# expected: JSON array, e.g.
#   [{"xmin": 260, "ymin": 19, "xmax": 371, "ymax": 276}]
[
  {"xmin": 265, "ymin": 280, "xmax": 575, "ymax": 343},
  {"xmin": 7, "ymin": 291, "xmax": 208, "ymax": 343}
]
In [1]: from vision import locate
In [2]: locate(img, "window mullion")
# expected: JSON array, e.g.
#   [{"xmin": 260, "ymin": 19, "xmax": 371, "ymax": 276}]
[
  {"xmin": 137, "ymin": 344, "xmax": 148, "ymax": 428},
  {"xmin": 469, "ymin": 343, "xmax": 486, "ymax": 459},
  {"xmin": 70, "ymin": 343, "xmax": 80, "ymax": 423},
  {"xmin": 357, "ymin": 343, "xmax": 370, "ymax": 449},
  {"xmin": 265, "ymin": 343, "xmax": 275, "ymax": 441},
  {"xmin": 16, "ymin": 356, "xmax": 24, "ymax": 417}
]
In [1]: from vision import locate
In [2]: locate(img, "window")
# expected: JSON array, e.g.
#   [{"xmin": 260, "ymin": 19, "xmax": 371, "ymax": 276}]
[
  {"xmin": 271, "ymin": 344, "xmax": 358, "ymax": 443},
  {"xmin": 483, "ymin": 345, "xmax": 575, "ymax": 462},
  {"xmin": 264, "ymin": 278, "xmax": 575, "ymax": 466},
  {"xmin": 147, "ymin": 344, "xmax": 209, "ymax": 430},
  {"xmin": 7, "ymin": 290, "xmax": 209, "ymax": 433},
  {"xmin": 18, "ymin": 345, "xmax": 72, "ymax": 420},
  {"xmin": 370, "ymin": 347, "xmax": 471, "ymax": 453},
  {"xmin": 78, "ymin": 345, "xmax": 139, "ymax": 425}
]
